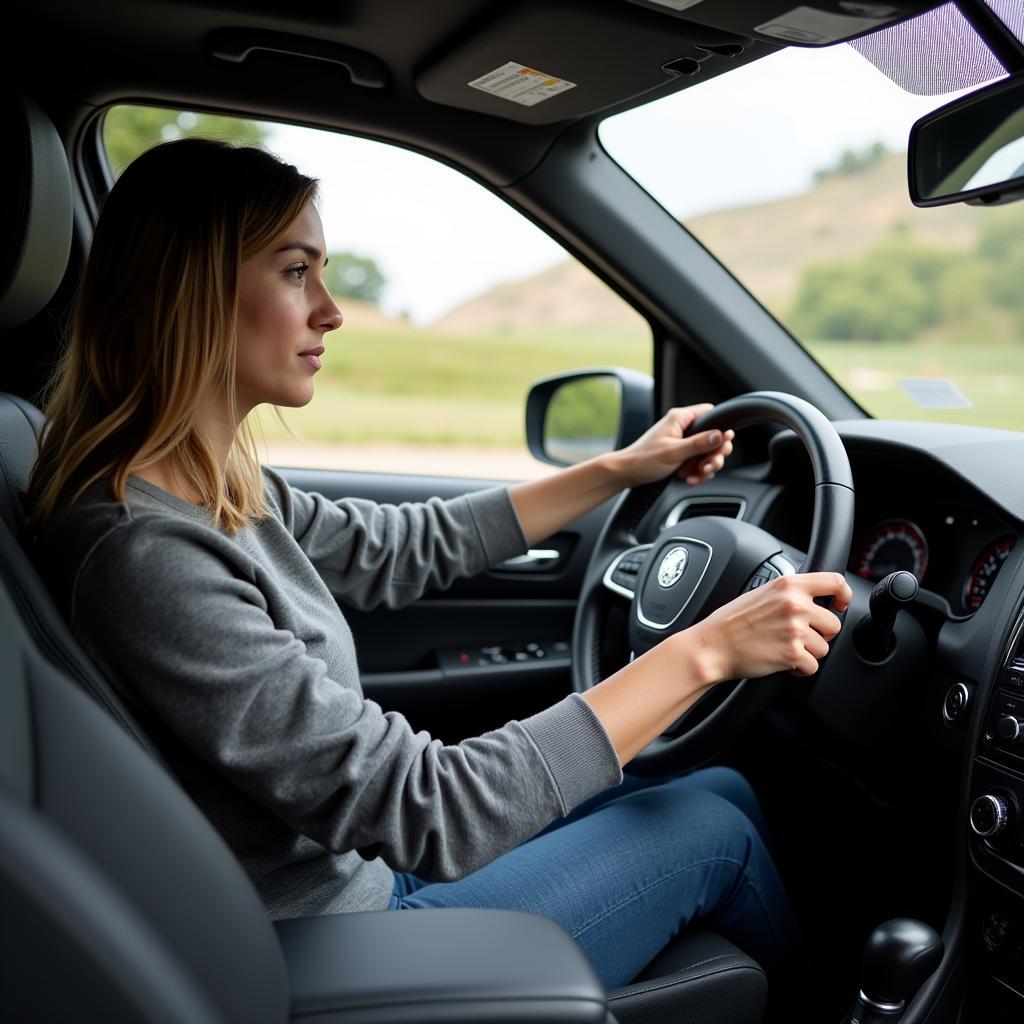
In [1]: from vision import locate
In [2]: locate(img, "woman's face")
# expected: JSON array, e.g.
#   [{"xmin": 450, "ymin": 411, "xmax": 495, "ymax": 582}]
[{"xmin": 234, "ymin": 200, "xmax": 343, "ymax": 416}]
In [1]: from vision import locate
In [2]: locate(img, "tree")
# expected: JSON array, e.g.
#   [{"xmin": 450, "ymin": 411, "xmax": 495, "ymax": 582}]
[
  {"xmin": 788, "ymin": 236, "xmax": 963, "ymax": 341},
  {"xmin": 103, "ymin": 106, "xmax": 269, "ymax": 176},
  {"xmin": 813, "ymin": 141, "xmax": 890, "ymax": 183},
  {"xmin": 324, "ymin": 253, "xmax": 387, "ymax": 305},
  {"xmin": 975, "ymin": 207, "xmax": 1024, "ymax": 330}
]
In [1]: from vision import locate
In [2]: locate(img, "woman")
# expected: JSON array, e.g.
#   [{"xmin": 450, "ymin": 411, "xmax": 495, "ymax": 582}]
[{"xmin": 27, "ymin": 138, "xmax": 850, "ymax": 1012}]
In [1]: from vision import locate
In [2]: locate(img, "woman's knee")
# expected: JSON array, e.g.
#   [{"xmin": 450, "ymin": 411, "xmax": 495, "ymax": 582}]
[
  {"xmin": 624, "ymin": 782, "xmax": 761, "ymax": 866},
  {"xmin": 666, "ymin": 765, "xmax": 753, "ymax": 802},
  {"xmin": 665, "ymin": 766, "xmax": 770, "ymax": 838}
]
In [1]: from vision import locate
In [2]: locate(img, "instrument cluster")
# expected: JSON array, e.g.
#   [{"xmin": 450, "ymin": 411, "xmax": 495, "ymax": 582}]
[{"xmin": 851, "ymin": 511, "xmax": 1015, "ymax": 615}]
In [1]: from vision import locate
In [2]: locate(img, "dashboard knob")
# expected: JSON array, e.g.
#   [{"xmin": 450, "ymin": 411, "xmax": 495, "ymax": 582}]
[
  {"xmin": 996, "ymin": 715, "xmax": 1024, "ymax": 743},
  {"xmin": 971, "ymin": 794, "xmax": 1012, "ymax": 839}
]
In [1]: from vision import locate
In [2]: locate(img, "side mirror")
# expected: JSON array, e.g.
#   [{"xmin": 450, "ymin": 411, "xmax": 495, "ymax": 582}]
[
  {"xmin": 909, "ymin": 73, "xmax": 1024, "ymax": 207},
  {"xmin": 525, "ymin": 367, "xmax": 653, "ymax": 467}
]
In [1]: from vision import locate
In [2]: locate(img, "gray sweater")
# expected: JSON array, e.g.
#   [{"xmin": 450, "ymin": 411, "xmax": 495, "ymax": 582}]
[{"xmin": 35, "ymin": 469, "xmax": 622, "ymax": 918}]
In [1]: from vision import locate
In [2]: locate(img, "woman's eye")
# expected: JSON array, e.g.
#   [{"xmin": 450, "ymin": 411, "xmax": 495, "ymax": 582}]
[{"xmin": 287, "ymin": 263, "xmax": 310, "ymax": 280}]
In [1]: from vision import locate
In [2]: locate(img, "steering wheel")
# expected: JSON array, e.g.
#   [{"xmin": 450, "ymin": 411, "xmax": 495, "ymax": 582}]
[{"xmin": 571, "ymin": 391, "xmax": 855, "ymax": 775}]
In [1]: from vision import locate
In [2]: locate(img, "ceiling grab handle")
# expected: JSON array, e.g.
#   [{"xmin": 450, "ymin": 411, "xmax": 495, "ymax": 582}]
[{"xmin": 207, "ymin": 28, "xmax": 389, "ymax": 89}]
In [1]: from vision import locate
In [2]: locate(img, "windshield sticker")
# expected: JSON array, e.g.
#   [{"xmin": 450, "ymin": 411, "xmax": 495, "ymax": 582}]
[
  {"xmin": 898, "ymin": 379, "xmax": 973, "ymax": 409},
  {"xmin": 468, "ymin": 62, "xmax": 576, "ymax": 107},
  {"xmin": 755, "ymin": 6, "xmax": 887, "ymax": 44}
]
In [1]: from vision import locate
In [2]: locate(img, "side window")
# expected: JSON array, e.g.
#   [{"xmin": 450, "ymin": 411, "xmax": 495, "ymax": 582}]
[{"xmin": 103, "ymin": 107, "xmax": 651, "ymax": 479}]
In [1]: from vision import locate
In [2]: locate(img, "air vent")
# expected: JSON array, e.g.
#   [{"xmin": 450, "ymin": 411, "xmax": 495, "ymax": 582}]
[{"xmin": 664, "ymin": 496, "xmax": 746, "ymax": 528}]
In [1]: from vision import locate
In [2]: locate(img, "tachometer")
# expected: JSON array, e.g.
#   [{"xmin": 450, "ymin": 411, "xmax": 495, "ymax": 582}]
[
  {"xmin": 963, "ymin": 535, "xmax": 1015, "ymax": 613},
  {"xmin": 854, "ymin": 519, "xmax": 929, "ymax": 583}
]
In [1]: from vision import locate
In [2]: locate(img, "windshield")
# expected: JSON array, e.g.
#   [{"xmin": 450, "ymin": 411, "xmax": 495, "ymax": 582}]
[{"xmin": 600, "ymin": 13, "xmax": 1024, "ymax": 432}]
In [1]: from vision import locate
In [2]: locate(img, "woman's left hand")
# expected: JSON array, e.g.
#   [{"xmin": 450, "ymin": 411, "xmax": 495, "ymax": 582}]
[{"xmin": 614, "ymin": 403, "xmax": 735, "ymax": 489}]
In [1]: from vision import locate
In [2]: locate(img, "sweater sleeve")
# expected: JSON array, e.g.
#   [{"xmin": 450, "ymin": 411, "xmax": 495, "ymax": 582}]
[
  {"xmin": 71, "ymin": 516, "xmax": 622, "ymax": 881},
  {"xmin": 262, "ymin": 467, "xmax": 529, "ymax": 611}
]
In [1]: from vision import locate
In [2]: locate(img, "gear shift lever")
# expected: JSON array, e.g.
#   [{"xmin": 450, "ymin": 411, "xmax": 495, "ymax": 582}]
[
  {"xmin": 853, "ymin": 571, "xmax": 918, "ymax": 663},
  {"xmin": 849, "ymin": 918, "xmax": 943, "ymax": 1023}
]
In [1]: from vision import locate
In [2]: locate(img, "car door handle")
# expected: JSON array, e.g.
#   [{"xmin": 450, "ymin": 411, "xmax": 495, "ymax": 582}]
[{"xmin": 496, "ymin": 548, "xmax": 561, "ymax": 571}]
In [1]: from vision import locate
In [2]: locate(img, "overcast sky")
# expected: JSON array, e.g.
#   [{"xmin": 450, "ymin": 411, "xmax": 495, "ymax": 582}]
[{"xmin": 266, "ymin": 43, "xmax": 985, "ymax": 325}]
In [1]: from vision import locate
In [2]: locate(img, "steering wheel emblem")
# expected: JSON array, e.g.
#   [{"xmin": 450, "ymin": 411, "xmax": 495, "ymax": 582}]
[{"xmin": 657, "ymin": 546, "xmax": 689, "ymax": 588}]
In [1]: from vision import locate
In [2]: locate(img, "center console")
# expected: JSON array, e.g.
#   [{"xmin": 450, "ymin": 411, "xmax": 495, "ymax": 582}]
[
  {"xmin": 274, "ymin": 908, "xmax": 607, "ymax": 1023},
  {"xmin": 967, "ymin": 617, "xmax": 1024, "ymax": 1018}
]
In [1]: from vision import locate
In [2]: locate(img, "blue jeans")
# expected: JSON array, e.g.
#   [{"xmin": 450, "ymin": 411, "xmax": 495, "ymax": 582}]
[{"xmin": 388, "ymin": 766, "xmax": 808, "ymax": 1015}]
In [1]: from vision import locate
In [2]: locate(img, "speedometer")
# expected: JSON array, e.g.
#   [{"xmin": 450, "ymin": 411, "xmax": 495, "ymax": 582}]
[
  {"xmin": 854, "ymin": 519, "xmax": 929, "ymax": 583},
  {"xmin": 962, "ymin": 535, "xmax": 1015, "ymax": 613}
]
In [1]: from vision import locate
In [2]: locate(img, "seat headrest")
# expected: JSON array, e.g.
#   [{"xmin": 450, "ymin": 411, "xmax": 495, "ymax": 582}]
[
  {"xmin": 0, "ymin": 92, "xmax": 74, "ymax": 330},
  {"xmin": 0, "ymin": 393, "xmax": 43, "ymax": 540}
]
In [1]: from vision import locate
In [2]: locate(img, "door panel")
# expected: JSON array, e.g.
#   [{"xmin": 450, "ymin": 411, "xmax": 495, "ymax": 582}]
[{"xmin": 276, "ymin": 467, "xmax": 614, "ymax": 741}]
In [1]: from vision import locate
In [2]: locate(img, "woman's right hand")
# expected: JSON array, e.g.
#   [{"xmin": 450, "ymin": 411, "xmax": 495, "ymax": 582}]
[{"xmin": 688, "ymin": 572, "xmax": 853, "ymax": 683}]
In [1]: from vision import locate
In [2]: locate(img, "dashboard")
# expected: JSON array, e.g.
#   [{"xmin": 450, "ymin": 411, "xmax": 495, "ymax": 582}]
[
  {"xmin": 753, "ymin": 425, "xmax": 1019, "ymax": 618},
  {"xmin": 660, "ymin": 418, "xmax": 1024, "ymax": 1021}
]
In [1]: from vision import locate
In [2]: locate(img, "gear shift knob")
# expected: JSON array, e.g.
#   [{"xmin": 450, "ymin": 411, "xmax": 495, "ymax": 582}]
[
  {"xmin": 854, "ymin": 571, "xmax": 918, "ymax": 662},
  {"xmin": 850, "ymin": 918, "xmax": 944, "ymax": 1023}
]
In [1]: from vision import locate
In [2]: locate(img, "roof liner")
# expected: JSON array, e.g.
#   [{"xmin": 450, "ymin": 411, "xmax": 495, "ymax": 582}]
[{"xmin": 7, "ymin": 0, "xmax": 942, "ymax": 184}]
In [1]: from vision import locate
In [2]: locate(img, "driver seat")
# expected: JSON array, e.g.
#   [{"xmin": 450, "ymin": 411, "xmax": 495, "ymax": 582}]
[{"xmin": 0, "ymin": 88, "xmax": 768, "ymax": 1024}]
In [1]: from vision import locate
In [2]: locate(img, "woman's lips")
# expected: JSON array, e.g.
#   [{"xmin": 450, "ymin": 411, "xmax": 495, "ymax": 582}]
[{"xmin": 299, "ymin": 345, "xmax": 325, "ymax": 370}]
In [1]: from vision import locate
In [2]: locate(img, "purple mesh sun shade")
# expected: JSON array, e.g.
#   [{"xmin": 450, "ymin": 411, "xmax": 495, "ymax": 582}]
[{"xmin": 850, "ymin": 1, "xmax": 1005, "ymax": 95}]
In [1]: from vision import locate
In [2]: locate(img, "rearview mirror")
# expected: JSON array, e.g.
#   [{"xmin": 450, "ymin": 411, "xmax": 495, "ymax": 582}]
[
  {"xmin": 525, "ymin": 367, "xmax": 653, "ymax": 467},
  {"xmin": 910, "ymin": 73, "xmax": 1024, "ymax": 207}
]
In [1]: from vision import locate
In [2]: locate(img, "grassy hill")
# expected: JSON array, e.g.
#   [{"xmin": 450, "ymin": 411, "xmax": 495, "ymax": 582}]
[
  {"xmin": 430, "ymin": 258, "xmax": 648, "ymax": 336},
  {"xmin": 431, "ymin": 152, "xmax": 982, "ymax": 331}
]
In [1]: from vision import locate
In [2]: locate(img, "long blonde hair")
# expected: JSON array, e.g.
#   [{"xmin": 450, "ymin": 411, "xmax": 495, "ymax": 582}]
[{"xmin": 27, "ymin": 137, "xmax": 318, "ymax": 534}]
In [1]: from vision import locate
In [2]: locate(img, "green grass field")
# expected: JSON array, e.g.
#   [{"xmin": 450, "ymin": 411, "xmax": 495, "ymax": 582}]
[
  {"xmin": 256, "ymin": 326, "xmax": 651, "ymax": 447},
  {"xmin": 806, "ymin": 339, "xmax": 1024, "ymax": 432},
  {"xmin": 254, "ymin": 326, "xmax": 1024, "ymax": 448}
]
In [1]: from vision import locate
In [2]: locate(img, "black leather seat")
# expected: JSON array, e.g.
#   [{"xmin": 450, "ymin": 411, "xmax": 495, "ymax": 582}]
[
  {"xmin": 0, "ymin": 89, "xmax": 768, "ymax": 1024},
  {"xmin": 0, "ymin": 392, "xmax": 167, "ymax": 760}
]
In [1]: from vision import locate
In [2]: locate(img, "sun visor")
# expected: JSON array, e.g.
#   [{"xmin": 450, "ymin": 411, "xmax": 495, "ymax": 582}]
[
  {"xmin": 625, "ymin": 0, "xmax": 938, "ymax": 49},
  {"xmin": 414, "ymin": 2, "xmax": 752, "ymax": 126}
]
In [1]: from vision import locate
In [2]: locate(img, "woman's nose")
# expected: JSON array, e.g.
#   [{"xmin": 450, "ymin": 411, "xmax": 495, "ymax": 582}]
[{"xmin": 321, "ymin": 302, "xmax": 343, "ymax": 332}]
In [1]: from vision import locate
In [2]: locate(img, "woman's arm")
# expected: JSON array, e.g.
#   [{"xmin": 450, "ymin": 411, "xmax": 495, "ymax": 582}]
[
  {"xmin": 69, "ymin": 515, "xmax": 622, "ymax": 881},
  {"xmin": 582, "ymin": 571, "xmax": 853, "ymax": 765},
  {"xmin": 263, "ymin": 466, "xmax": 528, "ymax": 610},
  {"xmin": 508, "ymin": 404, "xmax": 734, "ymax": 546}
]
